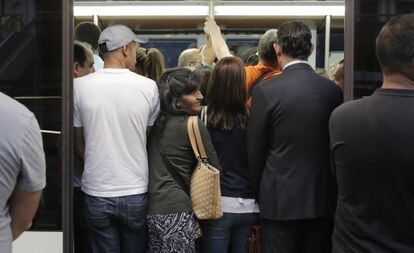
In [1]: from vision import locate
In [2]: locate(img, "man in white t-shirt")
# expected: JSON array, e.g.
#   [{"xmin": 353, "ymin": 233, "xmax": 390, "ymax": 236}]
[{"xmin": 74, "ymin": 24, "xmax": 159, "ymax": 253}]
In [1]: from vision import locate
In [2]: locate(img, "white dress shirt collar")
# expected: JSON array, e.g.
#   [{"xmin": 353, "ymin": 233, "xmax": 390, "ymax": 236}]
[{"xmin": 283, "ymin": 60, "xmax": 310, "ymax": 70}]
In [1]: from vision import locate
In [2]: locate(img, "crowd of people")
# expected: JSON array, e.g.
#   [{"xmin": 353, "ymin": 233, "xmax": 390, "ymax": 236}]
[{"xmin": 0, "ymin": 13, "xmax": 413, "ymax": 253}]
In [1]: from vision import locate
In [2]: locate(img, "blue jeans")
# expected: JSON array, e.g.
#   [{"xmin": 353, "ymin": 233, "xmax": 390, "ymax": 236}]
[
  {"xmin": 84, "ymin": 193, "xmax": 148, "ymax": 253},
  {"xmin": 201, "ymin": 212, "xmax": 260, "ymax": 253}
]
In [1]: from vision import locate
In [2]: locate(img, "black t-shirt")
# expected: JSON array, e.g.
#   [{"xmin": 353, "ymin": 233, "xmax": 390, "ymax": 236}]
[{"xmin": 329, "ymin": 89, "xmax": 414, "ymax": 253}]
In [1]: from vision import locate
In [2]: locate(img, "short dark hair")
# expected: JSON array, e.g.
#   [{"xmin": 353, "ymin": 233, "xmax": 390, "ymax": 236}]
[
  {"xmin": 277, "ymin": 21, "xmax": 312, "ymax": 60},
  {"xmin": 229, "ymin": 44, "xmax": 253, "ymax": 61},
  {"xmin": 376, "ymin": 14, "xmax": 414, "ymax": 81},
  {"xmin": 192, "ymin": 65, "xmax": 212, "ymax": 106},
  {"xmin": 74, "ymin": 22, "xmax": 101, "ymax": 50},
  {"xmin": 245, "ymin": 53, "xmax": 259, "ymax": 66},
  {"xmin": 258, "ymin": 29, "xmax": 278, "ymax": 64},
  {"xmin": 74, "ymin": 41, "xmax": 91, "ymax": 67},
  {"xmin": 240, "ymin": 47, "xmax": 257, "ymax": 66}
]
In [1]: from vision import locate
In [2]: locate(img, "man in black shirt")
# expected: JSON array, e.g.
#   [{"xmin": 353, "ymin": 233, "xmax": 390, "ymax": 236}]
[
  {"xmin": 329, "ymin": 14, "xmax": 414, "ymax": 253},
  {"xmin": 247, "ymin": 21, "xmax": 342, "ymax": 253}
]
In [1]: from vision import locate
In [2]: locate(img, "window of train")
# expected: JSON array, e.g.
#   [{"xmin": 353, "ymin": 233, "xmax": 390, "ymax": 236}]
[
  {"xmin": 353, "ymin": 0, "xmax": 414, "ymax": 99},
  {"xmin": 142, "ymin": 38, "xmax": 260, "ymax": 68},
  {"xmin": 316, "ymin": 32, "xmax": 344, "ymax": 69},
  {"xmin": 0, "ymin": 0, "xmax": 62, "ymax": 230},
  {"xmin": 144, "ymin": 39, "xmax": 197, "ymax": 68},
  {"xmin": 226, "ymin": 39, "xmax": 259, "ymax": 47}
]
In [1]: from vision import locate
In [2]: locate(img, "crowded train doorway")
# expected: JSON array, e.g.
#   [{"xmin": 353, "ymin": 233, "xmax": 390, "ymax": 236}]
[{"xmin": 4, "ymin": 0, "xmax": 413, "ymax": 252}]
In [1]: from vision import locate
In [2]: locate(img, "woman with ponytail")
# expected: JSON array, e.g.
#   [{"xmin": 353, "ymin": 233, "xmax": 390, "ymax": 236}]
[{"xmin": 135, "ymin": 47, "xmax": 165, "ymax": 84}]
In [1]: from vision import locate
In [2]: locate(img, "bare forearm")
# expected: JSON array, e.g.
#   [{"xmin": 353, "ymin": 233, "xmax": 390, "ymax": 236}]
[
  {"xmin": 11, "ymin": 220, "xmax": 32, "ymax": 240},
  {"xmin": 209, "ymin": 30, "xmax": 232, "ymax": 60},
  {"xmin": 74, "ymin": 127, "xmax": 85, "ymax": 160},
  {"xmin": 75, "ymin": 143, "xmax": 85, "ymax": 160},
  {"xmin": 200, "ymin": 40, "xmax": 216, "ymax": 65},
  {"xmin": 204, "ymin": 16, "xmax": 232, "ymax": 60},
  {"xmin": 146, "ymin": 126, "xmax": 152, "ymax": 137},
  {"xmin": 9, "ymin": 189, "xmax": 42, "ymax": 240}
]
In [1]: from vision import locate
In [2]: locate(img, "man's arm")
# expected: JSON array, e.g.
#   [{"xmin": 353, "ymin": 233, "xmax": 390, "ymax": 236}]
[
  {"xmin": 204, "ymin": 16, "xmax": 232, "ymax": 60},
  {"xmin": 10, "ymin": 114, "xmax": 45, "ymax": 240},
  {"xmin": 9, "ymin": 189, "xmax": 42, "ymax": 240},
  {"xmin": 74, "ymin": 127, "xmax": 85, "ymax": 160},
  {"xmin": 147, "ymin": 83, "xmax": 160, "ymax": 138},
  {"xmin": 247, "ymin": 86, "xmax": 270, "ymax": 197},
  {"xmin": 146, "ymin": 126, "xmax": 152, "ymax": 137}
]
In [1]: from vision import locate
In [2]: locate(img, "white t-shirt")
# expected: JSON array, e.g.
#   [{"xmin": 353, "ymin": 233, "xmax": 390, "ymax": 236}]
[
  {"xmin": 93, "ymin": 54, "xmax": 104, "ymax": 71},
  {"xmin": 74, "ymin": 68, "xmax": 160, "ymax": 197}
]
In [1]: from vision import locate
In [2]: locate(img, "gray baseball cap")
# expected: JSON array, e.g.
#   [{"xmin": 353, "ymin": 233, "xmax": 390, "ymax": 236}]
[{"xmin": 98, "ymin": 24, "xmax": 148, "ymax": 52}]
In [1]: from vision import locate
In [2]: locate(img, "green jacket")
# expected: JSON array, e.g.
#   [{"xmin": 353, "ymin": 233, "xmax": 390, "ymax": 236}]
[{"xmin": 148, "ymin": 115, "xmax": 220, "ymax": 214}]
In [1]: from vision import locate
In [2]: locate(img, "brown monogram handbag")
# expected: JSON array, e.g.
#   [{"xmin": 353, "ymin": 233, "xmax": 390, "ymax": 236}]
[{"xmin": 187, "ymin": 116, "xmax": 223, "ymax": 220}]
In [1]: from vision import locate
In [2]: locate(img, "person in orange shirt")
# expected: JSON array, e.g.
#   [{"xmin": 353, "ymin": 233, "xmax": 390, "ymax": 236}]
[{"xmin": 203, "ymin": 16, "xmax": 281, "ymax": 105}]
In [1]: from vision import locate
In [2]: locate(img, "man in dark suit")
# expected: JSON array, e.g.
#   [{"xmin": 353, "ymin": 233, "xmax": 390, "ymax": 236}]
[{"xmin": 247, "ymin": 21, "xmax": 342, "ymax": 253}]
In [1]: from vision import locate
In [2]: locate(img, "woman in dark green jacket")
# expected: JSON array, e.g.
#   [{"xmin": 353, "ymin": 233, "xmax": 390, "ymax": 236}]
[{"xmin": 147, "ymin": 68, "xmax": 220, "ymax": 253}]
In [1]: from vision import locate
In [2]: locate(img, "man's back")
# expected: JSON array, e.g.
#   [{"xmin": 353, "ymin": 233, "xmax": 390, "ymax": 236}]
[
  {"xmin": 330, "ymin": 89, "xmax": 414, "ymax": 252},
  {"xmin": 0, "ymin": 92, "xmax": 45, "ymax": 252},
  {"xmin": 248, "ymin": 63, "xmax": 342, "ymax": 220},
  {"xmin": 74, "ymin": 69, "xmax": 159, "ymax": 198}
]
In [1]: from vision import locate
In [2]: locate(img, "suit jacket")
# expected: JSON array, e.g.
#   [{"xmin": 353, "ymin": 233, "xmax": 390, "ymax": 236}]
[{"xmin": 247, "ymin": 63, "xmax": 342, "ymax": 220}]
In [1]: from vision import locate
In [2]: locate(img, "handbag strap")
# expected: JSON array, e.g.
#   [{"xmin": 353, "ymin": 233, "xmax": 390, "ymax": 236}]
[
  {"xmin": 187, "ymin": 116, "xmax": 200, "ymax": 159},
  {"xmin": 200, "ymin": 106, "xmax": 208, "ymax": 125},
  {"xmin": 157, "ymin": 116, "xmax": 209, "ymax": 196},
  {"xmin": 192, "ymin": 117, "xmax": 207, "ymax": 159},
  {"xmin": 187, "ymin": 116, "xmax": 208, "ymax": 160}
]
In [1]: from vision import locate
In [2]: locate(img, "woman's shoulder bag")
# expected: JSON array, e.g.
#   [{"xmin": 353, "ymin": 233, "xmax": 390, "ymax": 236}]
[{"xmin": 187, "ymin": 116, "xmax": 222, "ymax": 220}]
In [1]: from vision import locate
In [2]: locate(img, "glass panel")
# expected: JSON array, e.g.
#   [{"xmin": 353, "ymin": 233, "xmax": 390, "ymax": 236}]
[
  {"xmin": 316, "ymin": 32, "xmax": 344, "ymax": 68},
  {"xmin": 144, "ymin": 39, "xmax": 197, "ymax": 68},
  {"xmin": 0, "ymin": 0, "xmax": 62, "ymax": 230},
  {"xmin": 353, "ymin": 0, "xmax": 414, "ymax": 99},
  {"xmin": 226, "ymin": 39, "xmax": 259, "ymax": 47}
]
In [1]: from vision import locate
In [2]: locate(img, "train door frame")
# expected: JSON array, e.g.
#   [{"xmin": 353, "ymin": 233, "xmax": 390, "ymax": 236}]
[
  {"xmin": 46, "ymin": 1, "xmax": 349, "ymax": 252},
  {"xmin": 344, "ymin": 0, "xmax": 355, "ymax": 101},
  {"xmin": 62, "ymin": 0, "xmax": 74, "ymax": 252},
  {"xmin": 11, "ymin": 0, "xmax": 73, "ymax": 252}
]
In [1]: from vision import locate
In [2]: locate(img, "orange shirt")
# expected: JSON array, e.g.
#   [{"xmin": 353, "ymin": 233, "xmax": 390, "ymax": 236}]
[
  {"xmin": 245, "ymin": 62, "xmax": 274, "ymax": 93},
  {"xmin": 262, "ymin": 70, "xmax": 282, "ymax": 82},
  {"xmin": 245, "ymin": 63, "xmax": 282, "ymax": 106}
]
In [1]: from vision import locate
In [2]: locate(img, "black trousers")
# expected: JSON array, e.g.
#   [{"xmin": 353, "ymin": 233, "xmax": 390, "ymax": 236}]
[{"xmin": 262, "ymin": 218, "xmax": 334, "ymax": 253}]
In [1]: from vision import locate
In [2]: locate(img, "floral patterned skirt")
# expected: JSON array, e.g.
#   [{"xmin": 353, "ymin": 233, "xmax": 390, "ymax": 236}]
[{"xmin": 148, "ymin": 211, "xmax": 196, "ymax": 253}]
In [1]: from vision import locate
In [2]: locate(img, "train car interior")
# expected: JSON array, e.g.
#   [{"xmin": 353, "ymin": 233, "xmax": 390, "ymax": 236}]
[
  {"xmin": 2, "ymin": 1, "xmax": 345, "ymax": 252},
  {"xmin": 10, "ymin": 1, "xmax": 414, "ymax": 252}
]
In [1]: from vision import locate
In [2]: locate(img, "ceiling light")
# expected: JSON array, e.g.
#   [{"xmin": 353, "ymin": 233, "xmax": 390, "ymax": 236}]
[
  {"xmin": 215, "ymin": 5, "xmax": 344, "ymax": 17},
  {"xmin": 74, "ymin": 5, "xmax": 209, "ymax": 17}
]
